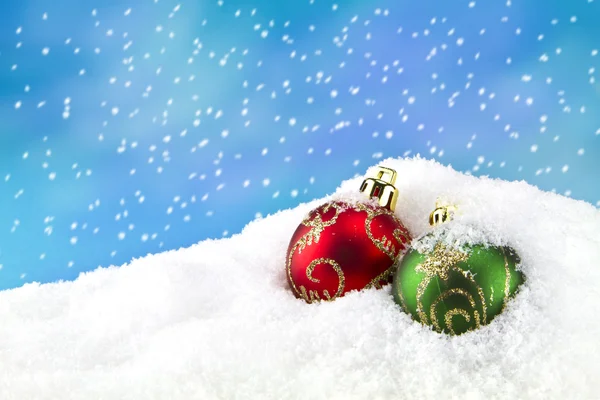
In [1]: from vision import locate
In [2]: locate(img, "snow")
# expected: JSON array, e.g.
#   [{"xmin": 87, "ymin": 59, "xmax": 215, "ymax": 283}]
[{"xmin": 1, "ymin": 157, "xmax": 599, "ymax": 399}]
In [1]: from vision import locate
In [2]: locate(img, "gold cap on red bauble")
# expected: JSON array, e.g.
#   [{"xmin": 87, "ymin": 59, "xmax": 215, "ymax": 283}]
[{"xmin": 359, "ymin": 166, "xmax": 399, "ymax": 211}]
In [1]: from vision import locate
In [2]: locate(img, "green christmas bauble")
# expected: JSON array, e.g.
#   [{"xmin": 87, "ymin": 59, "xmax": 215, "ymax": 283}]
[{"xmin": 392, "ymin": 237, "xmax": 525, "ymax": 335}]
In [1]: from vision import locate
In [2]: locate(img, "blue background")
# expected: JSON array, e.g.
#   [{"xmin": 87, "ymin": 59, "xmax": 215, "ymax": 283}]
[{"xmin": 1, "ymin": 0, "xmax": 598, "ymax": 290}]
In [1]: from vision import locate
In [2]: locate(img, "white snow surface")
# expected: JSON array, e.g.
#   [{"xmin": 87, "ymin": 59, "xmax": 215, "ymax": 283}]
[{"xmin": 1, "ymin": 157, "xmax": 599, "ymax": 399}]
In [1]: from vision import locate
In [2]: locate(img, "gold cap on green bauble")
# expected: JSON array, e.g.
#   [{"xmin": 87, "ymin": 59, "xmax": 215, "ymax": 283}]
[
  {"xmin": 428, "ymin": 200, "xmax": 457, "ymax": 226},
  {"xmin": 392, "ymin": 200, "xmax": 525, "ymax": 336},
  {"xmin": 359, "ymin": 166, "xmax": 399, "ymax": 211}
]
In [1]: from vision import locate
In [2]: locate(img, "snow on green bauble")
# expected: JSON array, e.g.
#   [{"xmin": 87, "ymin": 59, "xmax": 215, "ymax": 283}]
[{"xmin": 392, "ymin": 202, "xmax": 525, "ymax": 336}]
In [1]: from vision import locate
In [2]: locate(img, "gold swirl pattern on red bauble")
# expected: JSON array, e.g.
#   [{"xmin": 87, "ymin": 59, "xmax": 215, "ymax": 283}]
[
  {"xmin": 287, "ymin": 201, "xmax": 408, "ymax": 303},
  {"xmin": 299, "ymin": 258, "xmax": 345, "ymax": 302},
  {"xmin": 355, "ymin": 202, "xmax": 410, "ymax": 289},
  {"xmin": 354, "ymin": 202, "xmax": 409, "ymax": 261},
  {"xmin": 297, "ymin": 202, "xmax": 343, "ymax": 253},
  {"xmin": 286, "ymin": 202, "xmax": 346, "ymax": 302}
]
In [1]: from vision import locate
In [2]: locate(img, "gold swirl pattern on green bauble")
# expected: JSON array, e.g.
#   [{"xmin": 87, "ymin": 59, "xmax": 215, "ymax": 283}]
[{"xmin": 392, "ymin": 240, "xmax": 525, "ymax": 335}]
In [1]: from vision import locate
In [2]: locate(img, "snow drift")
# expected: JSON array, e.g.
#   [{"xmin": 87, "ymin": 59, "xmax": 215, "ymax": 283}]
[{"xmin": 1, "ymin": 157, "xmax": 599, "ymax": 399}]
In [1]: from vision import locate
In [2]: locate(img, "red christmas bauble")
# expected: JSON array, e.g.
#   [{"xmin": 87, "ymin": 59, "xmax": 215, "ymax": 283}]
[{"xmin": 286, "ymin": 200, "xmax": 411, "ymax": 303}]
